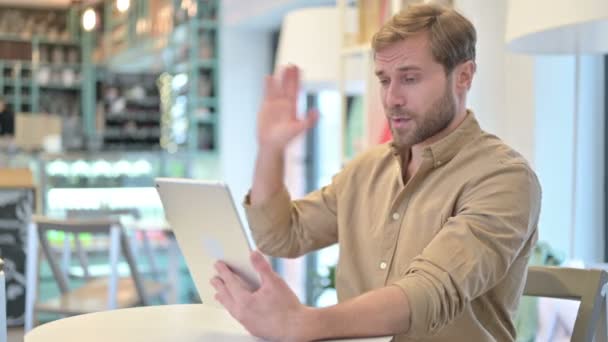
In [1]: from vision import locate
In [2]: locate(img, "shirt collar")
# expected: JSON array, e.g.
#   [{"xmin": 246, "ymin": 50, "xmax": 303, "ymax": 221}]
[{"xmin": 389, "ymin": 110, "xmax": 481, "ymax": 168}]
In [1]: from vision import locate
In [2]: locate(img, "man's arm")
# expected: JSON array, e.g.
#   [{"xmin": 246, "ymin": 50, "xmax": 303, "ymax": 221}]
[
  {"xmin": 309, "ymin": 285, "xmax": 412, "ymax": 340},
  {"xmin": 250, "ymin": 146, "xmax": 285, "ymax": 205},
  {"xmin": 212, "ymin": 251, "xmax": 411, "ymax": 341},
  {"xmin": 391, "ymin": 161, "xmax": 541, "ymax": 338},
  {"xmin": 245, "ymin": 65, "xmax": 341, "ymax": 259}
]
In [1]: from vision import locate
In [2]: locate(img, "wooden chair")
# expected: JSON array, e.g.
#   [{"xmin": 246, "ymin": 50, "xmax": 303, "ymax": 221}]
[
  {"xmin": 523, "ymin": 266, "xmax": 608, "ymax": 342},
  {"xmin": 24, "ymin": 215, "xmax": 168, "ymax": 332},
  {"xmin": 66, "ymin": 208, "xmax": 178, "ymax": 303},
  {"xmin": 64, "ymin": 208, "xmax": 163, "ymax": 281},
  {"xmin": 64, "ymin": 209, "xmax": 135, "ymax": 276}
]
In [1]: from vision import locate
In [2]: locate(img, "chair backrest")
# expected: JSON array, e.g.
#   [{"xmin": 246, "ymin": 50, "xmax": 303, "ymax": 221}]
[
  {"xmin": 64, "ymin": 208, "xmax": 140, "ymax": 281},
  {"xmin": 523, "ymin": 266, "xmax": 608, "ymax": 342},
  {"xmin": 29, "ymin": 215, "xmax": 148, "ymax": 303}
]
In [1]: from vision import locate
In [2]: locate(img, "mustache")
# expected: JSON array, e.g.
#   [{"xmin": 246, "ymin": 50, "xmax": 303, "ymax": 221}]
[{"xmin": 387, "ymin": 108, "xmax": 415, "ymax": 118}]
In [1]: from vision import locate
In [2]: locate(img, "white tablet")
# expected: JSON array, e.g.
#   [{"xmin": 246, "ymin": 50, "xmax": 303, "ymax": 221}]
[{"xmin": 155, "ymin": 178, "xmax": 260, "ymax": 308}]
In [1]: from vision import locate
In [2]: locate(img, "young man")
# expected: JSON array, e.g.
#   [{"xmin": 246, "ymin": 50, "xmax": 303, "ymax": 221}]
[{"xmin": 211, "ymin": 4, "xmax": 541, "ymax": 341}]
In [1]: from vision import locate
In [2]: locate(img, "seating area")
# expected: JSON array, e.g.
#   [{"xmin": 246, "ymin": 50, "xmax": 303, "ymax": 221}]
[
  {"xmin": 524, "ymin": 266, "xmax": 608, "ymax": 342},
  {"xmin": 24, "ymin": 215, "xmax": 170, "ymax": 332},
  {"xmin": 0, "ymin": 250, "xmax": 599, "ymax": 341}
]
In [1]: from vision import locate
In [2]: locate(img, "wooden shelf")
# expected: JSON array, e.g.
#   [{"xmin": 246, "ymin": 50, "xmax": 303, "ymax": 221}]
[
  {"xmin": 35, "ymin": 38, "xmax": 79, "ymax": 46},
  {"xmin": 38, "ymin": 63, "xmax": 82, "ymax": 69},
  {"xmin": 106, "ymin": 112, "xmax": 161, "ymax": 123},
  {"xmin": 163, "ymin": 1, "xmax": 221, "ymax": 156},
  {"xmin": 0, "ymin": 34, "xmax": 77, "ymax": 46},
  {"xmin": 338, "ymin": 0, "xmax": 406, "ymax": 161},
  {"xmin": 1, "ymin": 61, "xmax": 33, "ymax": 68},
  {"xmin": 38, "ymin": 84, "xmax": 81, "ymax": 90},
  {"xmin": 126, "ymin": 97, "xmax": 160, "ymax": 108}
]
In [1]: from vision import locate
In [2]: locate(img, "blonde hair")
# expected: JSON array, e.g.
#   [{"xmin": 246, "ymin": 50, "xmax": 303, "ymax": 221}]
[{"xmin": 372, "ymin": 3, "xmax": 476, "ymax": 73}]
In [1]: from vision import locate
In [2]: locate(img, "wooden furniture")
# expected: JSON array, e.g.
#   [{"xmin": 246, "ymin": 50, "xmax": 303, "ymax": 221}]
[
  {"xmin": 523, "ymin": 266, "xmax": 608, "ymax": 342},
  {"xmin": 24, "ymin": 215, "xmax": 168, "ymax": 332},
  {"xmin": 64, "ymin": 208, "xmax": 142, "ymax": 280},
  {"xmin": 65, "ymin": 208, "xmax": 175, "ymax": 302}
]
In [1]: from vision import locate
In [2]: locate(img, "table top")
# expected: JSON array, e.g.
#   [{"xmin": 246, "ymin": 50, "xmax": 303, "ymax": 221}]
[{"xmin": 25, "ymin": 304, "xmax": 392, "ymax": 342}]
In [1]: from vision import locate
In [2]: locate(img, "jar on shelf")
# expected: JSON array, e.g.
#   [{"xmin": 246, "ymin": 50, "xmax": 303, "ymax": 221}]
[
  {"xmin": 51, "ymin": 46, "xmax": 64, "ymax": 64},
  {"xmin": 67, "ymin": 48, "xmax": 79, "ymax": 64},
  {"xmin": 61, "ymin": 69, "xmax": 75, "ymax": 86},
  {"xmin": 199, "ymin": 34, "xmax": 214, "ymax": 59},
  {"xmin": 38, "ymin": 45, "xmax": 49, "ymax": 64},
  {"xmin": 198, "ymin": 74, "xmax": 212, "ymax": 97},
  {"xmin": 36, "ymin": 67, "xmax": 50, "ymax": 85}
]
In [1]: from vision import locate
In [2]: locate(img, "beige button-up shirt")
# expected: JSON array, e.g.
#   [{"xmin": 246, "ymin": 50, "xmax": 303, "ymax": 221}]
[{"xmin": 244, "ymin": 112, "xmax": 541, "ymax": 341}]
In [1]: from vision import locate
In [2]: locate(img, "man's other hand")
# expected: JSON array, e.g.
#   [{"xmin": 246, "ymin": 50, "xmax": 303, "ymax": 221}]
[{"xmin": 211, "ymin": 250, "xmax": 313, "ymax": 341}]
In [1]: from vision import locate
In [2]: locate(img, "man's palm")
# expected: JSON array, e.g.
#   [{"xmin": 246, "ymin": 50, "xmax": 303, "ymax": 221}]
[{"xmin": 257, "ymin": 66, "xmax": 317, "ymax": 150}]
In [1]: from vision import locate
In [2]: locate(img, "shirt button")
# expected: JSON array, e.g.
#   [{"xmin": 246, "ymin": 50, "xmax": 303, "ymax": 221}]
[
  {"xmin": 392, "ymin": 212, "xmax": 400, "ymax": 220},
  {"xmin": 379, "ymin": 262, "xmax": 387, "ymax": 270}
]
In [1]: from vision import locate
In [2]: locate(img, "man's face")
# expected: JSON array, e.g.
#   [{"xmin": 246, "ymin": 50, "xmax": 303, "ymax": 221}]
[{"xmin": 374, "ymin": 33, "xmax": 456, "ymax": 149}]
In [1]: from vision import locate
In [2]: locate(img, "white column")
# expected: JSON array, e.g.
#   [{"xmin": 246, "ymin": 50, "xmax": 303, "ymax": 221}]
[
  {"xmin": 454, "ymin": 0, "xmax": 506, "ymax": 138},
  {"xmin": 219, "ymin": 28, "xmax": 272, "ymax": 225},
  {"xmin": 534, "ymin": 55, "xmax": 605, "ymax": 262}
]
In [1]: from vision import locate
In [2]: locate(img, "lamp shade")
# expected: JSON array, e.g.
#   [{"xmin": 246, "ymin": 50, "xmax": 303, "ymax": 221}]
[
  {"xmin": 275, "ymin": 7, "xmax": 355, "ymax": 91},
  {"xmin": 506, "ymin": 0, "xmax": 608, "ymax": 54}
]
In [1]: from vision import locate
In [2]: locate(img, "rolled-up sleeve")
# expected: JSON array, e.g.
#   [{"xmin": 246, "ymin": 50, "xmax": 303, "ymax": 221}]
[
  {"xmin": 243, "ymin": 178, "xmax": 341, "ymax": 258},
  {"xmin": 393, "ymin": 162, "xmax": 541, "ymax": 338}
]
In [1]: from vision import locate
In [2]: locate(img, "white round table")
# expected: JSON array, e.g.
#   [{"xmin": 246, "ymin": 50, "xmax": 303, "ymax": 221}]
[{"xmin": 25, "ymin": 304, "xmax": 393, "ymax": 342}]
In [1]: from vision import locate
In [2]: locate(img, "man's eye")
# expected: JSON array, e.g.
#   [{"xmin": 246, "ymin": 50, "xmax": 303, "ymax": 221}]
[
  {"xmin": 403, "ymin": 76, "xmax": 418, "ymax": 84},
  {"xmin": 379, "ymin": 79, "xmax": 390, "ymax": 86}
]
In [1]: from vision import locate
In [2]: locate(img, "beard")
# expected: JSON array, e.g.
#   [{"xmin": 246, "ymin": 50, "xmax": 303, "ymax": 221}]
[{"xmin": 387, "ymin": 81, "xmax": 456, "ymax": 149}]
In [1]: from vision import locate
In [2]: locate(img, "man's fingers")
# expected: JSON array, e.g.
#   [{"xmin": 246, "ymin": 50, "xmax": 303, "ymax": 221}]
[
  {"xmin": 210, "ymin": 276, "xmax": 235, "ymax": 311},
  {"xmin": 215, "ymin": 261, "xmax": 253, "ymax": 299},
  {"xmin": 250, "ymin": 250, "xmax": 277, "ymax": 284},
  {"xmin": 284, "ymin": 110, "xmax": 318, "ymax": 138},
  {"xmin": 283, "ymin": 65, "xmax": 300, "ymax": 102},
  {"xmin": 264, "ymin": 75, "xmax": 280, "ymax": 99}
]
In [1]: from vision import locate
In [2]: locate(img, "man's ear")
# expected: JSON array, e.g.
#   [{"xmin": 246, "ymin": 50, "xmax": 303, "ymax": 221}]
[{"xmin": 455, "ymin": 60, "xmax": 476, "ymax": 92}]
